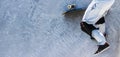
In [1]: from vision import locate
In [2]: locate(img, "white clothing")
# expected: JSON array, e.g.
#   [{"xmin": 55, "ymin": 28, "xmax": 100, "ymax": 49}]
[
  {"xmin": 82, "ymin": 0, "xmax": 115, "ymax": 24},
  {"xmin": 82, "ymin": 0, "xmax": 115, "ymax": 45}
]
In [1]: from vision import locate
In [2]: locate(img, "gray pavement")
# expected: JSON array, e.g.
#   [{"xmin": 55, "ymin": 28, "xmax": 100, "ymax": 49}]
[{"xmin": 0, "ymin": 0, "xmax": 119, "ymax": 57}]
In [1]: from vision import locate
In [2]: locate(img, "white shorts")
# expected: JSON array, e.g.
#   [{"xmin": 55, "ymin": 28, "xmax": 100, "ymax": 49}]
[{"xmin": 82, "ymin": 0, "xmax": 115, "ymax": 24}]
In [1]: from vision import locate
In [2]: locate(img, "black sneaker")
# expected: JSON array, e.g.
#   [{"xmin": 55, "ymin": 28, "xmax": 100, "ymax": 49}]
[{"xmin": 94, "ymin": 42, "xmax": 110, "ymax": 54}]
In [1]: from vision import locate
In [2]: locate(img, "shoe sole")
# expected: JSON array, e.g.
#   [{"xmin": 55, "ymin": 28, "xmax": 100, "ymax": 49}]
[{"xmin": 94, "ymin": 46, "xmax": 110, "ymax": 55}]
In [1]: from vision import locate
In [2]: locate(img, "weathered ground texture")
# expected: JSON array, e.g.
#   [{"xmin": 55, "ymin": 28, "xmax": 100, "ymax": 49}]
[{"xmin": 0, "ymin": 0, "xmax": 119, "ymax": 57}]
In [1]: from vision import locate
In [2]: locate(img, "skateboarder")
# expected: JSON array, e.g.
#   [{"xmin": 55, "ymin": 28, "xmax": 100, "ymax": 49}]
[{"xmin": 80, "ymin": 0, "xmax": 115, "ymax": 54}]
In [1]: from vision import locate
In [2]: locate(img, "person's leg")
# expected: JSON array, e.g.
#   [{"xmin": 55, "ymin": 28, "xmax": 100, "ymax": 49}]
[
  {"xmin": 80, "ymin": 22, "xmax": 97, "ymax": 38},
  {"xmin": 81, "ymin": 21, "xmax": 106, "ymax": 45},
  {"xmin": 92, "ymin": 29, "xmax": 106, "ymax": 45},
  {"xmin": 80, "ymin": 21, "xmax": 109, "ymax": 54},
  {"xmin": 82, "ymin": 0, "xmax": 96, "ymax": 21},
  {"xmin": 81, "ymin": 0, "xmax": 114, "ymax": 54},
  {"xmin": 98, "ymin": 23, "xmax": 105, "ymax": 34},
  {"xmin": 95, "ymin": 17, "xmax": 106, "ymax": 35},
  {"xmin": 92, "ymin": 28, "xmax": 110, "ymax": 54},
  {"xmin": 82, "ymin": 0, "xmax": 115, "ymax": 24}
]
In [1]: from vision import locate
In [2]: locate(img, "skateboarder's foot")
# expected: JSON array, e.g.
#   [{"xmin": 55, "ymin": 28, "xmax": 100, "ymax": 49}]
[{"xmin": 94, "ymin": 42, "xmax": 110, "ymax": 54}]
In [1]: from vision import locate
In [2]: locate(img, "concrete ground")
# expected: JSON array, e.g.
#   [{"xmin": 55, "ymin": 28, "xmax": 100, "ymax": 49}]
[{"xmin": 0, "ymin": 0, "xmax": 119, "ymax": 57}]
